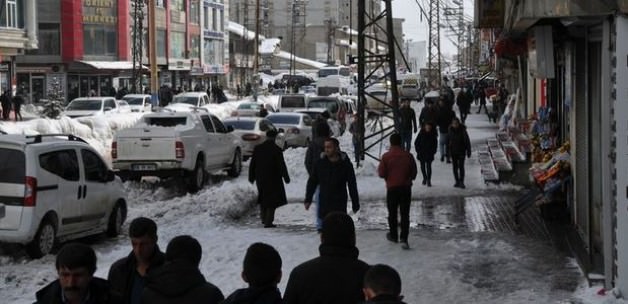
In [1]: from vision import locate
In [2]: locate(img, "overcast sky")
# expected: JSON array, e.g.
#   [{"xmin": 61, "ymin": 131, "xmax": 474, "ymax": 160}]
[{"xmin": 392, "ymin": 0, "xmax": 475, "ymax": 58}]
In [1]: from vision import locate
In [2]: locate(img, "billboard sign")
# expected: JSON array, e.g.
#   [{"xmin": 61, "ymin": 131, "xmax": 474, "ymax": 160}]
[{"xmin": 474, "ymin": 0, "xmax": 505, "ymax": 28}]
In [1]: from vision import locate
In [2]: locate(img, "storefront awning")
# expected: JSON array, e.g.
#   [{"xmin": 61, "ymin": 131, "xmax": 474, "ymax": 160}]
[{"xmin": 77, "ymin": 61, "xmax": 148, "ymax": 70}]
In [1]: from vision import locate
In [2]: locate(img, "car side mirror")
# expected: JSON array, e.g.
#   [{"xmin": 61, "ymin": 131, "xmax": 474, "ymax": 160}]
[
  {"xmin": 227, "ymin": 125, "xmax": 234, "ymax": 132},
  {"xmin": 105, "ymin": 170, "xmax": 116, "ymax": 182}
]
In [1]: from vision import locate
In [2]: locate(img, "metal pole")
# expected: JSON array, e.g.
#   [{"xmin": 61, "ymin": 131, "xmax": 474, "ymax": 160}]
[
  {"xmin": 357, "ymin": 0, "xmax": 365, "ymax": 166},
  {"xmin": 253, "ymin": 0, "xmax": 260, "ymax": 101},
  {"xmin": 148, "ymin": 0, "xmax": 158, "ymax": 101}
]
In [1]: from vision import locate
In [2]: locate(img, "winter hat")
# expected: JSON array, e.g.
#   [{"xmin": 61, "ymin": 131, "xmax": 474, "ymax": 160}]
[
  {"xmin": 243, "ymin": 242, "xmax": 282, "ymax": 287},
  {"xmin": 166, "ymin": 235, "xmax": 202, "ymax": 266},
  {"xmin": 321, "ymin": 212, "xmax": 356, "ymax": 248}
]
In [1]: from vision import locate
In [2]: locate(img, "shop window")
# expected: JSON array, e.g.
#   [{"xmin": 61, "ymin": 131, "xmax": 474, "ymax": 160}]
[
  {"xmin": 156, "ymin": 29, "xmax": 166, "ymax": 58},
  {"xmin": 190, "ymin": 0, "xmax": 199, "ymax": 24},
  {"xmin": 170, "ymin": 31, "xmax": 185, "ymax": 58},
  {"xmin": 190, "ymin": 36, "xmax": 200, "ymax": 59},
  {"xmin": 26, "ymin": 23, "xmax": 60, "ymax": 55},
  {"xmin": 83, "ymin": 24, "xmax": 116, "ymax": 56}
]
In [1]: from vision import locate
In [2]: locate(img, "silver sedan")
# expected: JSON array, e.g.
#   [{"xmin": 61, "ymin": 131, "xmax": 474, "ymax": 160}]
[
  {"xmin": 265, "ymin": 112, "xmax": 313, "ymax": 147},
  {"xmin": 222, "ymin": 117, "xmax": 287, "ymax": 160}
]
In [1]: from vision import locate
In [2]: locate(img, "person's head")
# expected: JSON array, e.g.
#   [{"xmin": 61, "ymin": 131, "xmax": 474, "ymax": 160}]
[
  {"xmin": 242, "ymin": 243, "xmax": 282, "ymax": 287},
  {"xmin": 129, "ymin": 217, "xmax": 158, "ymax": 263},
  {"xmin": 363, "ymin": 264, "xmax": 402, "ymax": 300},
  {"xmin": 321, "ymin": 212, "xmax": 356, "ymax": 248},
  {"xmin": 324, "ymin": 137, "xmax": 340, "ymax": 158},
  {"xmin": 423, "ymin": 122, "xmax": 433, "ymax": 132},
  {"xmin": 166, "ymin": 235, "xmax": 202, "ymax": 266},
  {"xmin": 438, "ymin": 98, "xmax": 446, "ymax": 106},
  {"xmin": 451, "ymin": 117, "xmax": 461, "ymax": 129},
  {"xmin": 389, "ymin": 133, "xmax": 401, "ymax": 147},
  {"xmin": 321, "ymin": 110, "xmax": 331, "ymax": 119},
  {"xmin": 266, "ymin": 128, "xmax": 278, "ymax": 139},
  {"xmin": 316, "ymin": 122, "xmax": 331, "ymax": 138},
  {"xmin": 55, "ymin": 243, "xmax": 97, "ymax": 301}
]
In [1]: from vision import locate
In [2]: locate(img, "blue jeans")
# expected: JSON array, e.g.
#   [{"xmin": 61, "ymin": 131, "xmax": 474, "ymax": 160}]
[
  {"xmin": 439, "ymin": 131, "xmax": 449, "ymax": 158},
  {"xmin": 400, "ymin": 130, "xmax": 412, "ymax": 151}
]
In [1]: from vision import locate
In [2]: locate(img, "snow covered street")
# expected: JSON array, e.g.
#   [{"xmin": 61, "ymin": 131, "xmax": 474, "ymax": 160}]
[{"xmin": 0, "ymin": 100, "xmax": 623, "ymax": 303}]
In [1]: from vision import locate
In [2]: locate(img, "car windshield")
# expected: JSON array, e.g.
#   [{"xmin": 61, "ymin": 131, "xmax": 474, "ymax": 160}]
[
  {"xmin": 145, "ymin": 117, "xmax": 187, "ymax": 127},
  {"xmin": 281, "ymin": 96, "xmax": 305, "ymax": 108},
  {"xmin": 318, "ymin": 69, "xmax": 338, "ymax": 78},
  {"xmin": 308, "ymin": 99, "xmax": 338, "ymax": 112},
  {"xmin": 267, "ymin": 115, "xmax": 300, "ymax": 125},
  {"xmin": 123, "ymin": 97, "xmax": 144, "ymax": 105},
  {"xmin": 67, "ymin": 100, "xmax": 103, "ymax": 111},
  {"xmin": 238, "ymin": 103, "xmax": 261, "ymax": 110},
  {"xmin": 299, "ymin": 111, "xmax": 319, "ymax": 119},
  {"xmin": 172, "ymin": 96, "xmax": 198, "ymax": 105},
  {"xmin": 223, "ymin": 120, "xmax": 256, "ymax": 130}
]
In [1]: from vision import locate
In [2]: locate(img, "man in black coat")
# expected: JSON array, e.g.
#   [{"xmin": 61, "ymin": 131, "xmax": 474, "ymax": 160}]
[
  {"xmin": 362, "ymin": 264, "xmax": 407, "ymax": 304},
  {"xmin": 436, "ymin": 98, "xmax": 456, "ymax": 163},
  {"xmin": 35, "ymin": 243, "xmax": 121, "ymax": 304},
  {"xmin": 222, "ymin": 243, "xmax": 283, "ymax": 304},
  {"xmin": 142, "ymin": 235, "xmax": 224, "ymax": 304},
  {"xmin": 304, "ymin": 126, "xmax": 331, "ymax": 230},
  {"xmin": 249, "ymin": 129, "xmax": 291, "ymax": 228},
  {"xmin": 0, "ymin": 90, "xmax": 11, "ymax": 120},
  {"xmin": 448, "ymin": 117, "xmax": 472, "ymax": 188},
  {"xmin": 108, "ymin": 217, "xmax": 165, "ymax": 304},
  {"xmin": 305, "ymin": 138, "xmax": 360, "ymax": 222},
  {"xmin": 284, "ymin": 212, "xmax": 370, "ymax": 304}
]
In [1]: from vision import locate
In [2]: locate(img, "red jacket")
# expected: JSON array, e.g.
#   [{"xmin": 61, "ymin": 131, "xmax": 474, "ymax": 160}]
[{"xmin": 378, "ymin": 146, "xmax": 418, "ymax": 189}]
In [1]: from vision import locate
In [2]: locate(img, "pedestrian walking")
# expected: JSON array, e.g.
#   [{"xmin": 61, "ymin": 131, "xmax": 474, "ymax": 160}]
[
  {"xmin": 456, "ymin": 87, "xmax": 473, "ymax": 124},
  {"xmin": 305, "ymin": 138, "xmax": 360, "ymax": 227},
  {"xmin": 249, "ymin": 129, "xmax": 291, "ymax": 228},
  {"xmin": 448, "ymin": 117, "xmax": 471, "ymax": 188},
  {"xmin": 377, "ymin": 133, "xmax": 417, "ymax": 249},
  {"xmin": 418, "ymin": 100, "xmax": 438, "ymax": 128},
  {"xmin": 304, "ymin": 125, "xmax": 331, "ymax": 230},
  {"xmin": 398, "ymin": 100, "xmax": 417, "ymax": 151},
  {"xmin": 476, "ymin": 83, "xmax": 488, "ymax": 114},
  {"xmin": 108, "ymin": 217, "xmax": 165, "ymax": 304},
  {"xmin": 283, "ymin": 212, "xmax": 370, "ymax": 304},
  {"xmin": 436, "ymin": 98, "xmax": 456, "ymax": 163},
  {"xmin": 0, "ymin": 90, "xmax": 11, "ymax": 120},
  {"xmin": 311, "ymin": 110, "xmax": 331, "ymax": 139},
  {"xmin": 142, "ymin": 235, "xmax": 224, "ymax": 304},
  {"xmin": 222, "ymin": 243, "xmax": 283, "ymax": 304},
  {"xmin": 35, "ymin": 243, "xmax": 121, "ymax": 304},
  {"xmin": 348, "ymin": 115, "xmax": 362, "ymax": 164},
  {"xmin": 12, "ymin": 90, "xmax": 24, "ymax": 121},
  {"xmin": 362, "ymin": 264, "xmax": 407, "ymax": 304},
  {"xmin": 414, "ymin": 122, "xmax": 438, "ymax": 187}
]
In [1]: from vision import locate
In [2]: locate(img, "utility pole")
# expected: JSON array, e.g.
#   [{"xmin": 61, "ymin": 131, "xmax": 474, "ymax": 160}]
[
  {"xmin": 131, "ymin": 0, "xmax": 145, "ymax": 93},
  {"xmin": 457, "ymin": 0, "xmax": 464, "ymax": 72},
  {"xmin": 428, "ymin": 0, "xmax": 441, "ymax": 88},
  {"xmin": 253, "ymin": 0, "xmax": 260, "ymax": 101},
  {"xmin": 148, "ymin": 0, "xmax": 158, "ymax": 101}
]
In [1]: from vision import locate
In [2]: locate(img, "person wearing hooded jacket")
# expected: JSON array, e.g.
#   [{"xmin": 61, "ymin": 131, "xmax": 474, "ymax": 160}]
[
  {"xmin": 447, "ymin": 117, "xmax": 472, "ymax": 189},
  {"xmin": 142, "ymin": 235, "xmax": 224, "ymax": 304},
  {"xmin": 414, "ymin": 122, "xmax": 438, "ymax": 187},
  {"xmin": 284, "ymin": 212, "xmax": 370, "ymax": 304},
  {"xmin": 305, "ymin": 137, "xmax": 360, "ymax": 223}
]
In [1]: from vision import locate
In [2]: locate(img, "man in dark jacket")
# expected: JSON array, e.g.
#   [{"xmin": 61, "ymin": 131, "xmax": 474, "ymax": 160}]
[
  {"xmin": 35, "ymin": 243, "xmax": 120, "ymax": 304},
  {"xmin": 249, "ymin": 129, "xmax": 291, "ymax": 228},
  {"xmin": 108, "ymin": 217, "xmax": 165, "ymax": 304},
  {"xmin": 311, "ymin": 110, "xmax": 331, "ymax": 139},
  {"xmin": 284, "ymin": 212, "xmax": 370, "ymax": 304},
  {"xmin": 378, "ymin": 133, "xmax": 417, "ymax": 249},
  {"xmin": 414, "ymin": 122, "xmax": 438, "ymax": 187},
  {"xmin": 362, "ymin": 264, "xmax": 406, "ymax": 304},
  {"xmin": 448, "ymin": 117, "xmax": 472, "ymax": 188},
  {"xmin": 304, "ymin": 126, "xmax": 331, "ymax": 230},
  {"xmin": 456, "ymin": 87, "xmax": 473, "ymax": 124},
  {"xmin": 142, "ymin": 235, "xmax": 224, "ymax": 304},
  {"xmin": 305, "ymin": 138, "xmax": 360, "ymax": 223},
  {"xmin": 436, "ymin": 98, "xmax": 456, "ymax": 163},
  {"xmin": 222, "ymin": 243, "xmax": 283, "ymax": 304},
  {"xmin": 1, "ymin": 89, "xmax": 11, "ymax": 120},
  {"xmin": 418, "ymin": 101, "xmax": 438, "ymax": 128},
  {"xmin": 398, "ymin": 100, "xmax": 417, "ymax": 151}
]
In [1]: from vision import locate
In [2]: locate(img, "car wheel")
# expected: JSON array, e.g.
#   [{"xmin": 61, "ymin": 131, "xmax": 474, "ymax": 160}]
[
  {"xmin": 106, "ymin": 203, "xmax": 124, "ymax": 237},
  {"xmin": 228, "ymin": 149, "xmax": 242, "ymax": 177},
  {"xmin": 187, "ymin": 158, "xmax": 205, "ymax": 193},
  {"xmin": 26, "ymin": 219, "xmax": 56, "ymax": 258}
]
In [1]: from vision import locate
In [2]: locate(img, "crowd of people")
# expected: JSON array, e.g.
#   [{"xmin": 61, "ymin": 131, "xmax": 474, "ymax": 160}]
[
  {"xmin": 0, "ymin": 89, "xmax": 24, "ymax": 121},
  {"xmin": 34, "ymin": 215, "xmax": 407, "ymax": 304}
]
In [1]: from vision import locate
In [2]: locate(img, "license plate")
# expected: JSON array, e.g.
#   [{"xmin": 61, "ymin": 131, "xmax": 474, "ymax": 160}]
[
  {"xmin": 0, "ymin": 204, "xmax": 5, "ymax": 219},
  {"xmin": 132, "ymin": 164, "xmax": 156, "ymax": 171}
]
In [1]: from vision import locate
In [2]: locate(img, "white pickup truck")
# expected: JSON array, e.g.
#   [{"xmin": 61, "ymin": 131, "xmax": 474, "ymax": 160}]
[{"xmin": 111, "ymin": 111, "xmax": 242, "ymax": 192}]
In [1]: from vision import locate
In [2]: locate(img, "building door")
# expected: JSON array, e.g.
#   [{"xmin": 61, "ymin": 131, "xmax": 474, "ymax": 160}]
[
  {"xmin": 574, "ymin": 37, "xmax": 589, "ymax": 249},
  {"xmin": 31, "ymin": 76, "xmax": 45, "ymax": 104}
]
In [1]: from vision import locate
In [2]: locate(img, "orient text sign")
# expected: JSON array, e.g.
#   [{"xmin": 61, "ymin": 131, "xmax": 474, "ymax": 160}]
[{"xmin": 83, "ymin": 0, "xmax": 117, "ymax": 24}]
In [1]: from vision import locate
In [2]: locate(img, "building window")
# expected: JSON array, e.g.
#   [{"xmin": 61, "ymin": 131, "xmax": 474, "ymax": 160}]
[
  {"xmin": 83, "ymin": 24, "xmax": 116, "ymax": 56},
  {"xmin": 203, "ymin": 6, "xmax": 209, "ymax": 30},
  {"xmin": 170, "ymin": 31, "xmax": 185, "ymax": 58},
  {"xmin": 1, "ymin": 0, "xmax": 24, "ymax": 29},
  {"xmin": 219, "ymin": 9, "xmax": 223, "ymax": 31},
  {"xmin": 190, "ymin": 36, "xmax": 200, "ymax": 58},
  {"xmin": 26, "ymin": 23, "xmax": 60, "ymax": 55},
  {"xmin": 212, "ymin": 8, "xmax": 217, "ymax": 31},
  {"xmin": 204, "ymin": 38, "xmax": 223, "ymax": 65},
  {"xmin": 171, "ymin": 0, "xmax": 184, "ymax": 11},
  {"xmin": 190, "ymin": 0, "xmax": 199, "ymax": 24},
  {"xmin": 156, "ymin": 29, "xmax": 166, "ymax": 57},
  {"xmin": 156, "ymin": 0, "xmax": 165, "ymax": 7}
]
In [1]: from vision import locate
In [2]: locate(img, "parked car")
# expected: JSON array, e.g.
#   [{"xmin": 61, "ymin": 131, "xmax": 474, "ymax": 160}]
[
  {"xmin": 266, "ymin": 112, "xmax": 313, "ymax": 147},
  {"xmin": 222, "ymin": 117, "xmax": 288, "ymax": 159},
  {"xmin": 364, "ymin": 82, "xmax": 393, "ymax": 112},
  {"xmin": 165, "ymin": 92, "xmax": 212, "ymax": 112},
  {"xmin": 232, "ymin": 102, "xmax": 264, "ymax": 117},
  {"xmin": 277, "ymin": 94, "xmax": 307, "ymax": 112},
  {"xmin": 64, "ymin": 97, "xmax": 121, "ymax": 118},
  {"xmin": 116, "ymin": 100, "xmax": 133, "ymax": 113},
  {"xmin": 0, "ymin": 134, "xmax": 127, "ymax": 258},
  {"xmin": 295, "ymin": 108, "xmax": 342, "ymax": 137},
  {"xmin": 112, "ymin": 111, "xmax": 242, "ymax": 192},
  {"xmin": 121, "ymin": 94, "xmax": 153, "ymax": 112},
  {"xmin": 397, "ymin": 73, "xmax": 422, "ymax": 101}
]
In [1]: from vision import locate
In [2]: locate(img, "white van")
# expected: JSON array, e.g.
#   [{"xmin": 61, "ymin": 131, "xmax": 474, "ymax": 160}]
[{"xmin": 397, "ymin": 74, "xmax": 422, "ymax": 101}]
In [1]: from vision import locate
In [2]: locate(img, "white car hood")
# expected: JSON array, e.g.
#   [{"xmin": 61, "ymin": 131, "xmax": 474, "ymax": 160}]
[
  {"xmin": 64, "ymin": 110, "xmax": 101, "ymax": 117},
  {"xmin": 165, "ymin": 103, "xmax": 194, "ymax": 112}
]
